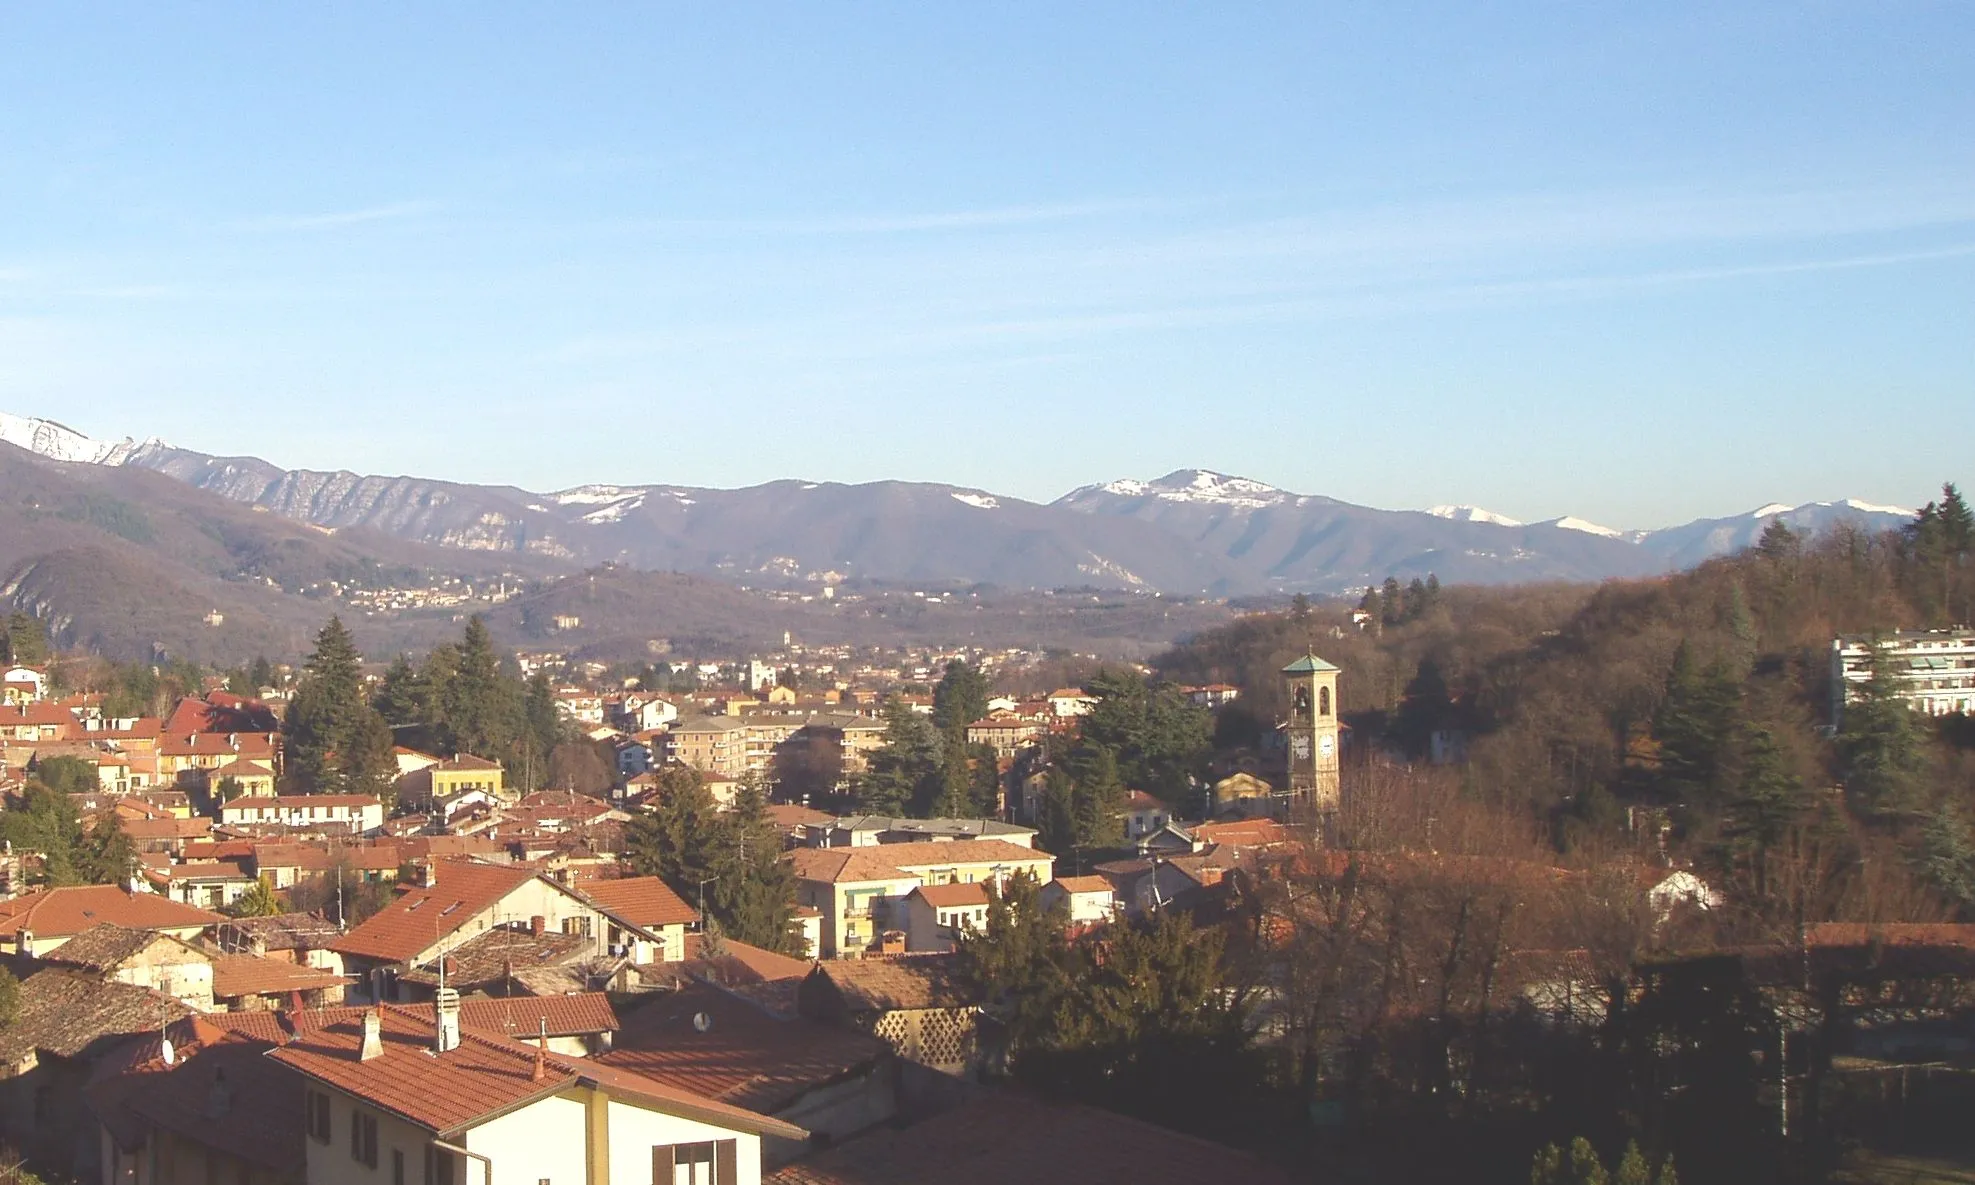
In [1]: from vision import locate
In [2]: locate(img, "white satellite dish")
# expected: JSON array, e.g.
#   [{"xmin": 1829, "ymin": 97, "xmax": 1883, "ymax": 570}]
[
  {"xmin": 160, "ymin": 1038, "xmax": 176, "ymax": 1066},
  {"xmin": 691, "ymin": 1012, "xmax": 712, "ymax": 1033}
]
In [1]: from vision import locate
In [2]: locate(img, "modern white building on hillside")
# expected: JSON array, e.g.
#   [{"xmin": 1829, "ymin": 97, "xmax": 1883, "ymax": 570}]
[{"xmin": 1831, "ymin": 630, "xmax": 1975, "ymax": 721}]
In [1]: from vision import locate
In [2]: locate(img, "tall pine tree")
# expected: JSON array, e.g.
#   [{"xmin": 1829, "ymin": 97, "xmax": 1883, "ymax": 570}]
[{"xmin": 284, "ymin": 617, "xmax": 394, "ymax": 798}]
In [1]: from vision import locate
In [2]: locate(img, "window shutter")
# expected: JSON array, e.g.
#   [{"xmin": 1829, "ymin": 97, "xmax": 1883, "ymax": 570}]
[
  {"xmin": 715, "ymin": 1140, "xmax": 736, "ymax": 1185},
  {"xmin": 651, "ymin": 1145, "xmax": 673, "ymax": 1185}
]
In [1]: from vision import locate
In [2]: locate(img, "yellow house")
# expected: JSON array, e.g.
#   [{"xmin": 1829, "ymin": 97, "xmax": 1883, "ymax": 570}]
[
  {"xmin": 210, "ymin": 759, "xmax": 278, "ymax": 799},
  {"xmin": 790, "ymin": 839, "xmax": 1055, "ymax": 959}
]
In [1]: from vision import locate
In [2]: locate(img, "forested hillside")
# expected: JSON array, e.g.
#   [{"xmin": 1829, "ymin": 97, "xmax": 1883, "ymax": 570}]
[{"xmin": 1158, "ymin": 483, "xmax": 1975, "ymax": 936}]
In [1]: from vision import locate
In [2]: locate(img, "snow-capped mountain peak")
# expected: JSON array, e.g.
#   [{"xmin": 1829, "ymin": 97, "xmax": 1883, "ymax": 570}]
[
  {"xmin": 0, "ymin": 412, "xmax": 149, "ymax": 465},
  {"xmin": 1748, "ymin": 503, "xmax": 1796, "ymax": 518},
  {"xmin": 1544, "ymin": 515, "xmax": 1627, "ymax": 539},
  {"xmin": 1089, "ymin": 469, "xmax": 1291, "ymax": 509},
  {"xmin": 1425, "ymin": 504, "xmax": 1524, "ymax": 527}
]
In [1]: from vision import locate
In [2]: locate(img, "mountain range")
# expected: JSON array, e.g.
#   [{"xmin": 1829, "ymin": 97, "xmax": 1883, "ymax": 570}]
[{"xmin": 0, "ymin": 412, "xmax": 1920, "ymax": 662}]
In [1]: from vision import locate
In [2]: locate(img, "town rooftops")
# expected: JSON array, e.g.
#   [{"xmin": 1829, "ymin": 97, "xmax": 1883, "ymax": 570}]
[
  {"xmin": 800, "ymin": 954, "xmax": 974, "ymax": 1014},
  {"xmin": 396, "ymin": 928, "xmax": 591, "ymax": 990},
  {"xmin": 88, "ymin": 1019, "xmax": 304, "ymax": 1174},
  {"xmin": 0, "ymin": 884, "xmax": 225, "ymax": 942},
  {"xmin": 579, "ymin": 876, "xmax": 698, "ymax": 928},
  {"xmin": 159, "ymin": 732, "xmax": 277, "ymax": 758},
  {"xmin": 823, "ymin": 815, "xmax": 1036, "ymax": 841},
  {"xmin": 602, "ymin": 985, "xmax": 886, "ymax": 1114},
  {"xmin": 267, "ymin": 1004, "xmax": 802, "ymax": 1140},
  {"xmin": 789, "ymin": 839, "xmax": 1051, "ymax": 885},
  {"xmin": 0, "ymin": 967, "xmax": 194, "ymax": 1064},
  {"xmin": 329, "ymin": 859, "xmax": 539, "ymax": 963},
  {"xmin": 765, "ymin": 1090, "xmax": 1298, "ymax": 1185},
  {"xmin": 38, "ymin": 922, "xmax": 194, "ymax": 973},
  {"xmin": 434, "ymin": 753, "xmax": 502, "ymax": 771},
  {"xmin": 210, "ymin": 954, "xmax": 351, "ymax": 999}
]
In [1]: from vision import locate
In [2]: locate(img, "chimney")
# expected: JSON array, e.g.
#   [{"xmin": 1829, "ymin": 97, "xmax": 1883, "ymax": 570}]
[
  {"xmin": 203, "ymin": 1067, "xmax": 232, "ymax": 1119},
  {"xmin": 434, "ymin": 988, "xmax": 461, "ymax": 1054},
  {"xmin": 358, "ymin": 1009, "xmax": 384, "ymax": 1062},
  {"xmin": 530, "ymin": 915, "xmax": 546, "ymax": 938},
  {"xmin": 416, "ymin": 859, "xmax": 436, "ymax": 888}
]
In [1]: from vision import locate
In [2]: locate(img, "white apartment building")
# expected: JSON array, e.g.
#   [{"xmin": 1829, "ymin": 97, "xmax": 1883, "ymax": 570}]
[{"xmin": 1831, "ymin": 629, "xmax": 1975, "ymax": 721}]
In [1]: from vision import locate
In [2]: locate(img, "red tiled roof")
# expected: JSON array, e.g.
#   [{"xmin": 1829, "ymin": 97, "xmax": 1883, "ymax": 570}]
[
  {"xmin": 766, "ymin": 1091, "xmax": 1298, "ymax": 1185},
  {"xmin": 912, "ymin": 882, "xmax": 989, "ymax": 908},
  {"xmin": 603, "ymin": 986, "xmax": 885, "ymax": 1112},
  {"xmin": 580, "ymin": 876, "xmax": 698, "ymax": 927},
  {"xmin": 87, "ymin": 1023, "xmax": 304, "ymax": 1173},
  {"xmin": 211, "ymin": 954, "xmax": 352, "ymax": 998},
  {"xmin": 267, "ymin": 1005, "xmax": 803, "ymax": 1139},
  {"xmin": 0, "ymin": 884, "xmax": 223, "ymax": 941},
  {"xmin": 159, "ymin": 732, "xmax": 277, "ymax": 759},
  {"xmin": 164, "ymin": 695, "xmax": 279, "ymax": 736},
  {"xmin": 0, "ymin": 702, "xmax": 80, "ymax": 728},
  {"xmin": 1048, "ymin": 876, "xmax": 1113, "ymax": 895},
  {"xmin": 789, "ymin": 839, "xmax": 1051, "ymax": 885},
  {"xmin": 331, "ymin": 859, "xmax": 539, "ymax": 963}
]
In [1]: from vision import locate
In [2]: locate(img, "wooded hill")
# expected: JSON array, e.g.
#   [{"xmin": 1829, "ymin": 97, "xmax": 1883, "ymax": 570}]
[{"xmin": 1156, "ymin": 483, "xmax": 1975, "ymax": 936}]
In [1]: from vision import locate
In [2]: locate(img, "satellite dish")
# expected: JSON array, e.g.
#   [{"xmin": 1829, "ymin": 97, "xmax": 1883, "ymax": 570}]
[
  {"xmin": 160, "ymin": 1038, "xmax": 176, "ymax": 1066},
  {"xmin": 691, "ymin": 1012, "xmax": 712, "ymax": 1033}
]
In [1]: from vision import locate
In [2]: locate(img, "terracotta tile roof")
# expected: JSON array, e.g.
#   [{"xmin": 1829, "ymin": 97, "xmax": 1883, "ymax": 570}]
[
  {"xmin": 159, "ymin": 732, "xmax": 277, "ymax": 759},
  {"xmin": 0, "ymin": 967, "xmax": 193, "ymax": 1063},
  {"xmin": 0, "ymin": 703, "xmax": 81, "ymax": 729},
  {"xmin": 603, "ymin": 985, "xmax": 886, "ymax": 1113},
  {"xmin": 120, "ymin": 817, "xmax": 213, "ymax": 841},
  {"xmin": 803, "ymin": 954, "xmax": 975, "ymax": 1014},
  {"xmin": 212, "ymin": 912, "xmax": 343, "ymax": 952},
  {"xmin": 765, "ymin": 1091, "xmax": 1298, "ymax": 1185},
  {"xmin": 267, "ymin": 1004, "xmax": 798, "ymax": 1139},
  {"xmin": 766, "ymin": 804, "xmax": 834, "ymax": 830},
  {"xmin": 210, "ymin": 954, "xmax": 351, "ymax": 998},
  {"xmin": 396, "ymin": 928, "xmax": 591, "ymax": 989},
  {"xmin": 788, "ymin": 839, "xmax": 1050, "ymax": 885},
  {"xmin": 641, "ymin": 934, "xmax": 816, "ymax": 996},
  {"xmin": 164, "ymin": 695, "xmax": 279, "ymax": 735},
  {"xmin": 330, "ymin": 859, "xmax": 539, "ymax": 963},
  {"xmin": 1189, "ymin": 819, "xmax": 1290, "ymax": 847},
  {"xmin": 86, "ymin": 1022, "xmax": 304, "ymax": 1173},
  {"xmin": 912, "ymin": 882, "xmax": 989, "ymax": 908},
  {"xmin": 579, "ymin": 876, "xmax": 698, "ymax": 927},
  {"xmin": 1048, "ymin": 876, "xmax": 1113, "ymax": 895},
  {"xmin": 0, "ymin": 884, "xmax": 224, "ymax": 942},
  {"xmin": 437, "ymin": 754, "xmax": 503, "ymax": 771},
  {"xmin": 40, "ymin": 923, "xmax": 194, "ymax": 973}
]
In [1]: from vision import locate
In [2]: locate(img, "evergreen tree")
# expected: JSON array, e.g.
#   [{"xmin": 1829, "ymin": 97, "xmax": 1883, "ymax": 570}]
[
  {"xmin": 1837, "ymin": 639, "xmax": 1930, "ymax": 816},
  {"xmin": 1723, "ymin": 723, "xmax": 1805, "ymax": 900},
  {"xmin": 931, "ymin": 660, "xmax": 991, "ymax": 735},
  {"xmin": 372, "ymin": 654, "xmax": 431, "ymax": 730},
  {"xmin": 229, "ymin": 875, "xmax": 287, "ymax": 918},
  {"xmin": 624, "ymin": 768, "xmax": 727, "ymax": 923},
  {"xmin": 1652, "ymin": 643, "xmax": 1740, "ymax": 806},
  {"xmin": 711, "ymin": 777, "xmax": 802, "ymax": 954},
  {"xmin": 1079, "ymin": 670, "xmax": 1211, "ymax": 804},
  {"xmin": 442, "ymin": 616, "xmax": 521, "ymax": 761},
  {"xmin": 2, "ymin": 612, "xmax": 48, "ymax": 666},
  {"xmin": 857, "ymin": 700, "xmax": 944, "ymax": 816},
  {"xmin": 284, "ymin": 617, "xmax": 394, "ymax": 798},
  {"xmin": 1379, "ymin": 576, "xmax": 1403, "ymax": 626},
  {"xmin": 1916, "ymin": 804, "xmax": 1975, "ymax": 910}
]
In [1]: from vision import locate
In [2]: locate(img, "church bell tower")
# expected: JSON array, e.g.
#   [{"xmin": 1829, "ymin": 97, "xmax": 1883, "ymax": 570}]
[{"xmin": 1283, "ymin": 653, "xmax": 1341, "ymax": 815}]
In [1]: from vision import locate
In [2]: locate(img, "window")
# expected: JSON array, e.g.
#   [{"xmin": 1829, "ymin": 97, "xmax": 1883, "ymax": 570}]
[
  {"xmin": 308, "ymin": 1092, "xmax": 332, "ymax": 1143},
  {"xmin": 394, "ymin": 1152, "xmax": 406, "ymax": 1185},
  {"xmin": 350, "ymin": 1111, "xmax": 378, "ymax": 1168},
  {"xmin": 1318, "ymin": 686, "xmax": 1331, "ymax": 717},
  {"xmin": 653, "ymin": 1141, "xmax": 736, "ymax": 1185}
]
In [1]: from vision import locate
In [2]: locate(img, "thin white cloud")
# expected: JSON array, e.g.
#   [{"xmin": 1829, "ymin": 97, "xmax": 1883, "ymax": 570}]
[{"xmin": 246, "ymin": 200, "xmax": 439, "ymax": 231}]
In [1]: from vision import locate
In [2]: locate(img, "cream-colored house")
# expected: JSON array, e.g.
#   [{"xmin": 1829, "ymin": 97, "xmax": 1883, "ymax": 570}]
[
  {"xmin": 269, "ymin": 1003, "xmax": 804, "ymax": 1185},
  {"xmin": 789, "ymin": 839, "xmax": 1053, "ymax": 959}
]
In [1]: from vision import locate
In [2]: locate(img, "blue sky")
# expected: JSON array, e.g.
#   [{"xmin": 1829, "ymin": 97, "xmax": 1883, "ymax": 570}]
[{"xmin": 1, "ymin": 3, "xmax": 1970, "ymax": 529}]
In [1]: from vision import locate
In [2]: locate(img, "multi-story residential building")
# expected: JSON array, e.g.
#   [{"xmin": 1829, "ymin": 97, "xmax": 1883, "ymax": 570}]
[
  {"xmin": 219, "ymin": 794, "xmax": 386, "ymax": 835},
  {"xmin": 790, "ymin": 840, "xmax": 1054, "ymax": 958},
  {"xmin": 666, "ymin": 717, "xmax": 752, "ymax": 778},
  {"xmin": 1831, "ymin": 629, "xmax": 1975, "ymax": 721},
  {"xmin": 964, "ymin": 714, "xmax": 1043, "ymax": 761}
]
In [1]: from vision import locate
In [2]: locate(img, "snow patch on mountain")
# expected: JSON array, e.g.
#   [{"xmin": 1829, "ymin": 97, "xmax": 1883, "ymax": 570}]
[
  {"xmin": 1841, "ymin": 498, "xmax": 1913, "ymax": 517},
  {"xmin": 951, "ymin": 492, "xmax": 1000, "ymax": 510},
  {"xmin": 1426, "ymin": 505, "xmax": 1524, "ymax": 527},
  {"xmin": 1544, "ymin": 515, "xmax": 1626, "ymax": 539},
  {"xmin": 1079, "ymin": 469, "xmax": 1289, "ymax": 509},
  {"xmin": 580, "ymin": 494, "xmax": 646, "ymax": 524},
  {"xmin": 1749, "ymin": 503, "xmax": 1795, "ymax": 518},
  {"xmin": 550, "ymin": 484, "xmax": 649, "ymax": 506}
]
